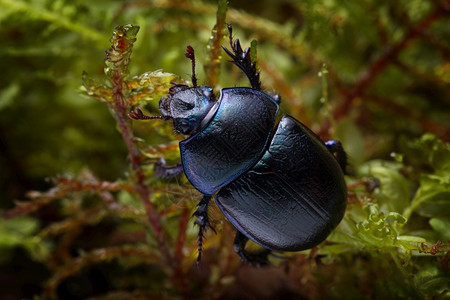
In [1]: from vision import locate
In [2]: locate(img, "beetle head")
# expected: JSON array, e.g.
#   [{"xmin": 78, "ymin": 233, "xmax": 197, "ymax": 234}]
[
  {"xmin": 157, "ymin": 45, "xmax": 216, "ymax": 135},
  {"xmin": 159, "ymin": 84, "xmax": 216, "ymax": 135}
]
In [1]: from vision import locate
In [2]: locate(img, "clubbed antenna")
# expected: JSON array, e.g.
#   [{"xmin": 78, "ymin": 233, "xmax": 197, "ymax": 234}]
[
  {"xmin": 128, "ymin": 108, "xmax": 170, "ymax": 120},
  {"xmin": 185, "ymin": 45, "xmax": 198, "ymax": 87}
]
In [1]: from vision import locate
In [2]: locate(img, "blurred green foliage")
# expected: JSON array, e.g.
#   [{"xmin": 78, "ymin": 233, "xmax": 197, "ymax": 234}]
[{"xmin": 0, "ymin": 0, "xmax": 449, "ymax": 299}]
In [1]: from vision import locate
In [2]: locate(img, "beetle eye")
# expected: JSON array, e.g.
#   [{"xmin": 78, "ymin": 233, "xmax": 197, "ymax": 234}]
[
  {"xmin": 179, "ymin": 121, "xmax": 190, "ymax": 133},
  {"xmin": 177, "ymin": 99, "xmax": 195, "ymax": 111}
]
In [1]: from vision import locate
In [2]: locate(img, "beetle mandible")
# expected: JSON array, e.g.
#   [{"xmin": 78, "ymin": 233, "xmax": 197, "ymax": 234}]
[{"xmin": 130, "ymin": 25, "xmax": 347, "ymax": 266}]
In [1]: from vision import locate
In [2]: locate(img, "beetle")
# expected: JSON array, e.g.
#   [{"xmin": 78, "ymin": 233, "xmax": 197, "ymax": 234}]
[{"xmin": 129, "ymin": 25, "xmax": 347, "ymax": 266}]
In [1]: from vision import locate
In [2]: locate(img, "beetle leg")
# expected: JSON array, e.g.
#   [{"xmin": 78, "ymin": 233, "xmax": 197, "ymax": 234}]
[
  {"xmin": 325, "ymin": 140, "xmax": 348, "ymax": 173},
  {"xmin": 153, "ymin": 158, "xmax": 183, "ymax": 178},
  {"xmin": 267, "ymin": 91, "xmax": 281, "ymax": 104},
  {"xmin": 222, "ymin": 24, "xmax": 261, "ymax": 90},
  {"xmin": 192, "ymin": 195, "xmax": 215, "ymax": 264},
  {"xmin": 233, "ymin": 230, "xmax": 271, "ymax": 267}
]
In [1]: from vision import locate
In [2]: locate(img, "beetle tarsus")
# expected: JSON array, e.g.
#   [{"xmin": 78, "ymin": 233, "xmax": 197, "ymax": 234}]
[
  {"xmin": 222, "ymin": 24, "xmax": 261, "ymax": 90},
  {"xmin": 196, "ymin": 226, "xmax": 204, "ymax": 266},
  {"xmin": 325, "ymin": 140, "xmax": 348, "ymax": 173},
  {"xmin": 193, "ymin": 195, "xmax": 215, "ymax": 263},
  {"xmin": 154, "ymin": 158, "xmax": 183, "ymax": 178},
  {"xmin": 233, "ymin": 230, "xmax": 271, "ymax": 267}
]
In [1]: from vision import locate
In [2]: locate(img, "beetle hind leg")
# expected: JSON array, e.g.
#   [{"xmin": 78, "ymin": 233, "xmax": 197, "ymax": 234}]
[
  {"xmin": 192, "ymin": 195, "xmax": 215, "ymax": 264},
  {"xmin": 325, "ymin": 140, "xmax": 348, "ymax": 174},
  {"xmin": 233, "ymin": 230, "xmax": 271, "ymax": 267}
]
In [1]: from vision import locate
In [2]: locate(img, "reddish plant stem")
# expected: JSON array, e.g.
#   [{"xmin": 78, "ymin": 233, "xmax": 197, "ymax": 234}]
[
  {"xmin": 2, "ymin": 185, "xmax": 71, "ymax": 220},
  {"xmin": 175, "ymin": 206, "xmax": 189, "ymax": 258},
  {"xmin": 173, "ymin": 206, "xmax": 190, "ymax": 295},
  {"xmin": 110, "ymin": 71, "xmax": 172, "ymax": 263},
  {"xmin": 110, "ymin": 71, "xmax": 190, "ymax": 296},
  {"xmin": 53, "ymin": 178, "xmax": 133, "ymax": 192},
  {"xmin": 361, "ymin": 92, "xmax": 450, "ymax": 140},
  {"xmin": 333, "ymin": 1, "xmax": 450, "ymax": 122}
]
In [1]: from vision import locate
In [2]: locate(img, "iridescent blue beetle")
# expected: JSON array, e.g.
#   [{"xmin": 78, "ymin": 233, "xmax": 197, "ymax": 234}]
[{"xmin": 130, "ymin": 25, "xmax": 347, "ymax": 266}]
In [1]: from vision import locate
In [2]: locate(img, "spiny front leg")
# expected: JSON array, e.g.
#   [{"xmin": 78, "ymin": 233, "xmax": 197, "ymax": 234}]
[
  {"xmin": 222, "ymin": 24, "xmax": 261, "ymax": 90},
  {"xmin": 192, "ymin": 195, "xmax": 215, "ymax": 265},
  {"xmin": 325, "ymin": 140, "xmax": 348, "ymax": 173}
]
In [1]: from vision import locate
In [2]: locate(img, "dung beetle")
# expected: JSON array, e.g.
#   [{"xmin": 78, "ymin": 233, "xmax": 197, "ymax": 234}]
[{"xmin": 130, "ymin": 25, "xmax": 347, "ymax": 266}]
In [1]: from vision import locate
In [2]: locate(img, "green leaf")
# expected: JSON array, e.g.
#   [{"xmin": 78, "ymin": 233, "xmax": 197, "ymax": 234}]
[
  {"xmin": 126, "ymin": 70, "xmax": 182, "ymax": 105},
  {"xmin": 1, "ymin": 216, "xmax": 39, "ymax": 236},
  {"xmin": 411, "ymin": 174, "xmax": 450, "ymax": 218},
  {"xmin": 422, "ymin": 134, "xmax": 450, "ymax": 173},
  {"xmin": 405, "ymin": 133, "xmax": 450, "ymax": 174},
  {"xmin": 0, "ymin": 82, "xmax": 19, "ymax": 110},
  {"xmin": 414, "ymin": 264, "xmax": 450, "ymax": 297},
  {"xmin": 360, "ymin": 160, "xmax": 411, "ymax": 213},
  {"xmin": 104, "ymin": 24, "xmax": 140, "ymax": 78},
  {"xmin": 429, "ymin": 217, "xmax": 450, "ymax": 241},
  {"xmin": 396, "ymin": 235, "xmax": 427, "ymax": 251},
  {"xmin": 0, "ymin": 217, "xmax": 49, "ymax": 264},
  {"xmin": 336, "ymin": 118, "xmax": 366, "ymax": 166}
]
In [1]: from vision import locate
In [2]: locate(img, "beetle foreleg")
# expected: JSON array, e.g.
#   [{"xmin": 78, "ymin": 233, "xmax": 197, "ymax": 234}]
[
  {"xmin": 222, "ymin": 24, "xmax": 261, "ymax": 90},
  {"xmin": 153, "ymin": 158, "xmax": 183, "ymax": 178},
  {"xmin": 233, "ymin": 230, "xmax": 271, "ymax": 267},
  {"xmin": 193, "ymin": 195, "xmax": 215, "ymax": 264},
  {"xmin": 325, "ymin": 140, "xmax": 348, "ymax": 173}
]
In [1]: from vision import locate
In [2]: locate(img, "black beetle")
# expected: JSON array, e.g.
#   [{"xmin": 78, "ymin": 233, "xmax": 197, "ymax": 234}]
[{"xmin": 130, "ymin": 25, "xmax": 347, "ymax": 266}]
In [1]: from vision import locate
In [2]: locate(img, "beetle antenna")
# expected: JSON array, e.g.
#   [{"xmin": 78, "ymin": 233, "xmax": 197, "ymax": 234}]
[
  {"xmin": 185, "ymin": 45, "xmax": 198, "ymax": 87},
  {"xmin": 128, "ymin": 108, "xmax": 171, "ymax": 120}
]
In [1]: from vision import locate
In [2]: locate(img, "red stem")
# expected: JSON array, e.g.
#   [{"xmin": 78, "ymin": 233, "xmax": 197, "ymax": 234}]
[
  {"xmin": 110, "ymin": 71, "xmax": 172, "ymax": 262},
  {"xmin": 110, "ymin": 71, "xmax": 191, "ymax": 297},
  {"xmin": 333, "ymin": 1, "xmax": 450, "ymax": 121},
  {"xmin": 175, "ymin": 206, "xmax": 189, "ymax": 257}
]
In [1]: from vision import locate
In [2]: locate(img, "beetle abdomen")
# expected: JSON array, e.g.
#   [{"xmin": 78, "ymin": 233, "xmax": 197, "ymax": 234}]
[
  {"xmin": 216, "ymin": 115, "xmax": 347, "ymax": 251},
  {"xmin": 180, "ymin": 88, "xmax": 279, "ymax": 195}
]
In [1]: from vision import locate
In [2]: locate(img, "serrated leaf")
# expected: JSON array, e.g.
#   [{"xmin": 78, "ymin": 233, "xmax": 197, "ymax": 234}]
[
  {"xmin": 126, "ymin": 70, "xmax": 183, "ymax": 105},
  {"xmin": 104, "ymin": 24, "xmax": 140, "ymax": 78},
  {"xmin": 80, "ymin": 72, "xmax": 112, "ymax": 102}
]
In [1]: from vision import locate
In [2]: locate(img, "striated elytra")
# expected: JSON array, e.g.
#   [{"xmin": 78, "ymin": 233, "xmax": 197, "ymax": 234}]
[{"xmin": 130, "ymin": 25, "xmax": 347, "ymax": 266}]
